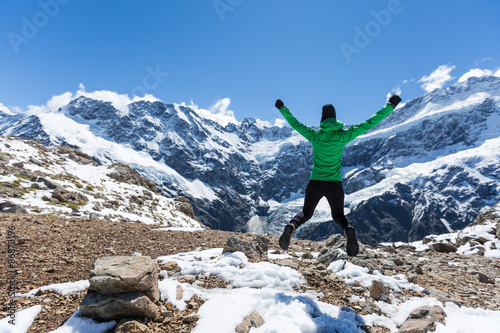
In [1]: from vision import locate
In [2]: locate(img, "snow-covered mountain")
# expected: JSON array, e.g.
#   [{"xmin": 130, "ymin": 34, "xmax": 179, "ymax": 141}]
[{"xmin": 0, "ymin": 73, "xmax": 499, "ymax": 244}]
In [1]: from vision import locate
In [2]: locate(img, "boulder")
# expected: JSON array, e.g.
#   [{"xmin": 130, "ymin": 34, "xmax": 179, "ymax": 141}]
[
  {"xmin": 1, "ymin": 204, "xmax": 28, "ymax": 214},
  {"xmin": 182, "ymin": 312, "xmax": 200, "ymax": 324},
  {"xmin": 161, "ymin": 261, "xmax": 182, "ymax": 276},
  {"xmin": 36, "ymin": 177, "xmax": 60, "ymax": 189},
  {"xmin": 89, "ymin": 256, "xmax": 159, "ymax": 302},
  {"xmin": 114, "ymin": 319, "xmax": 149, "ymax": 333},
  {"xmin": 316, "ymin": 234, "xmax": 346, "ymax": 266},
  {"xmin": 52, "ymin": 189, "xmax": 89, "ymax": 203},
  {"xmin": 79, "ymin": 291, "xmax": 158, "ymax": 321},
  {"xmin": 430, "ymin": 243, "xmax": 457, "ymax": 253},
  {"xmin": 222, "ymin": 235, "xmax": 269, "ymax": 260},
  {"xmin": 399, "ymin": 305, "xmax": 446, "ymax": 333},
  {"xmin": 370, "ymin": 280, "xmax": 390, "ymax": 303},
  {"xmin": 235, "ymin": 310, "xmax": 265, "ymax": 333}
]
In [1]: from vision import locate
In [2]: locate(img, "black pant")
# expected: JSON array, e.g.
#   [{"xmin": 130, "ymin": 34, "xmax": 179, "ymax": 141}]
[{"xmin": 291, "ymin": 180, "xmax": 350, "ymax": 230}]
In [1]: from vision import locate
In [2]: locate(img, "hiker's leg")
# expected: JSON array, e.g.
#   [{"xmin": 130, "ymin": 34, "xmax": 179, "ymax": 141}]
[
  {"xmin": 325, "ymin": 181, "xmax": 350, "ymax": 230},
  {"xmin": 291, "ymin": 180, "xmax": 324, "ymax": 227},
  {"xmin": 326, "ymin": 181, "xmax": 359, "ymax": 256}
]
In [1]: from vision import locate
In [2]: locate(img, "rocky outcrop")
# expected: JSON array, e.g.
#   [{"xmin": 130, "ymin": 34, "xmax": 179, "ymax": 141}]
[
  {"xmin": 108, "ymin": 163, "xmax": 157, "ymax": 193},
  {"xmin": 52, "ymin": 188, "xmax": 89, "ymax": 203},
  {"xmin": 58, "ymin": 145, "xmax": 99, "ymax": 166},
  {"xmin": 173, "ymin": 196, "xmax": 195, "ymax": 219},
  {"xmin": 80, "ymin": 256, "xmax": 160, "ymax": 321}
]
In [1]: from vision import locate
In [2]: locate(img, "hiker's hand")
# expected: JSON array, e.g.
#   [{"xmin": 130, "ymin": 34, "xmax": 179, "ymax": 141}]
[
  {"xmin": 275, "ymin": 99, "xmax": 284, "ymax": 110},
  {"xmin": 388, "ymin": 95, "xmax": 402, "ymax": 108}
]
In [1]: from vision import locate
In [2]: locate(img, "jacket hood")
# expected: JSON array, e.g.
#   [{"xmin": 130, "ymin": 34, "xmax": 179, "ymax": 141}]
[{"xmin": 320, "ymin": 117, "xmax": 344, "ymax": 130}]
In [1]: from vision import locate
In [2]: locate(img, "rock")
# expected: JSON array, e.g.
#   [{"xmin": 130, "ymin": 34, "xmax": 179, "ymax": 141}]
[
  {"xmin": 108, "ymin": 163, "xmax": 157, "ymax": 193},
  {"xmin": 52, "ymin": 189, "xmax": 89, "ymax": 203},
  {"xmin": 430, "ymin": 243, "xmax": 457, "ymax": 253},
  {"xmin": 393, "ymin": 258, "xmax": 405, "ymax": 266},
  {"xmin": 0, "ymin": 154, "xmax": 11, "ymax": 163},
  {"xmin": 302, "ymin": 252, "xmax": 314, "ymax": 260},
  {"xmin": 222, "ymin": 235, "xmax": 269, "ymax": 260},
  {"xmin": 36, "ymin": 177, "xmax": 59, "ymax": 189},
  {"xmin": 235, "ymin": 310, "xmax": 265, "ymax": 333},
  {"xmin": 79, "ymin": 291, "xmax": 159, "ymax": 321},
  {"xmin": 0, "ymin": 201, "xmax": 17, "ymax": 210},
  {"xmin": 31, "ymin": 183, "xmax": 43, "ymax": 189},
  {"xmin": 359, "ymin": 300, "xmax": 382, "ymax": 315},
  {"xmin": 161, "ymin": 261, "xmax": 182, "ymax": 276},
  {"xmin": 477, "ymin": 273, "xmax": 495, "ymax": 284},
  {"xmin": 0, "ymin": 202, "xmax": 28, "ymax": 214},
  {"xmin": 12, "ymin": 161, "xmax": 24, "ymax": 168},
  {"xmin": 422, "ymin": 235, "xmax": 434, "ymax": 245},
  {"xmin": 316, "ymin": 234, "xmax": 347, "ymax": 266},
  {"xmin": 276, "ymin": 259, "xmax": 300, "ymax": 270},
  {"xmin": 254, "ymin": 235, "xmax": 270, "ymax": 258},
  {"xmin": 370, "ymin": 280, "xmax": 390, "ymax": 303},
  {"xmin": 114, "ymin": 319, "xmax": 149, "ymax": 333},
  {"xmin": 182, "ymin": 312, "xmax": 200, "ymax": 324},
  {"xmin": 29, "ymin": 157, "xmax": 43, "ymax": 166},
  {"xmin": 173, "ymin": 196, "xmax": 195, "ymax": 219},
  {"xmin": 176, "ymin": 285, "xmax": 183, "ymax": 301},
  {"xmin": 177, "ymin": 276, "xmax": 195, "ymax": 284},
  {"xmin": 327, "ymin": 273, "xmax": 344, "ymax": 282},
  {"xmin": 89, "ymin": 256, "xmax": 159, "ymax": 302},
  {"xmin": 399, "ymin": 305, "xmax": 446, "ymax": 333}
]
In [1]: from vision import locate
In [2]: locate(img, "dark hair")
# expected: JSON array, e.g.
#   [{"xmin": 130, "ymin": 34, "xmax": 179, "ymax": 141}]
[{"xmin": 321, "ymin": 104, "xmax": 336, "ymax": 123}]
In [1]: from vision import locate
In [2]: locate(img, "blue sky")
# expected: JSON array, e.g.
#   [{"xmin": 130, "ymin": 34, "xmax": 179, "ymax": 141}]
[{"xmin": 1, "ymin": 0, "xmax": 499, "ymax": 126}]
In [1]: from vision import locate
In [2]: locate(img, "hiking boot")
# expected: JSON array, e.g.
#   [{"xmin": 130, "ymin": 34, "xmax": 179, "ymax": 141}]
[
  {"xmin": 344, "ymin": 224, "xmax": 359, "ymax": 257},
  {"xmin": 279, "ymin": 223, "xmax": 296, "ymax": 251}
]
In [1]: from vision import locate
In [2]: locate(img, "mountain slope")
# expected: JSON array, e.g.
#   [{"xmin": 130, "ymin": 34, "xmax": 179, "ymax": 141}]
[{"xmin": 0, "ymin": 136, "xmax": 203, "ymax": 229}]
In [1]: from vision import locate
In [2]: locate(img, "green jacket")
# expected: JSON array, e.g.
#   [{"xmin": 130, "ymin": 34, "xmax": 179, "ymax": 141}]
[{"xmin": 279, "ymin": 104, "xmax": 394, "ymax": 181}]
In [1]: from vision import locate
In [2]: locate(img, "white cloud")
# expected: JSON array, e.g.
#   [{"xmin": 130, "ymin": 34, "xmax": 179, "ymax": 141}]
[
  {"xmin": 457, "ymin": 68, "xmax": 495, "ymax": 83},
  {"xmin": 25, "ymin": 84, "xmax": 160, "ymax": 116},
  {"xmin": 273, "ymin": 118, "xmax": 286, "ymax": 128},
  {"xmin": 474, "ymin": 57, "xmax": 494, "ymax": 66},
  {"xmin": 189, "ymin": 98, "xmax": 238, "ymax": 127},
  {"xmin": 418, "ymin": 64, "xmax": 456, "ymax": 93},
  {"xmin": 0, "ymin": 102, "xmax": 14, "ymax": 115},
  {"xmin": 386, "ymin": 86, "xmax": 402, "ymax": 100}
]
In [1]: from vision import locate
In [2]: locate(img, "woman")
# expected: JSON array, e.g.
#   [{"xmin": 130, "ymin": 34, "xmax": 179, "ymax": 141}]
[{"xmin": 275, "ymin": 95, "xmax": 401, "ymax": 256}]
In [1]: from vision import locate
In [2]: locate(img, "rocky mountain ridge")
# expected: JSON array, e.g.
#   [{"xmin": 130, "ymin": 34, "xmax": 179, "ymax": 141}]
[{"xmin": 0, "ymin": 74, "xmax": 499, "ymax": 245}]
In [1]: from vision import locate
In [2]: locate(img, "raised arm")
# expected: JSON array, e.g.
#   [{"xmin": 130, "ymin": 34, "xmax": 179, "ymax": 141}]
[
  {"xmin": 344, "ymin": 95, "xmax": 401, "ymax": 143},
  {"xmin": 275, "ymin": 99, "xmax": 316, "ymax": 140}
]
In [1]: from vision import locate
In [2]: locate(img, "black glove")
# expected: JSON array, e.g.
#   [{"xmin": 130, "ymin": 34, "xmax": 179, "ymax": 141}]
[
  {"xmin": 388, "ymin": 95, "xmax": 402, "ymax": 108},
  {"xmin": 275, "ymin": 99, "xmax": 284, "ymax": 110}
]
